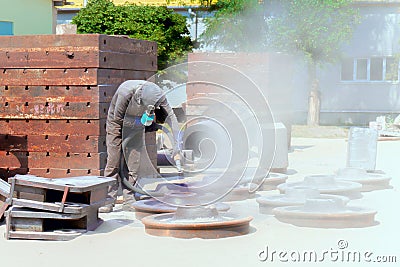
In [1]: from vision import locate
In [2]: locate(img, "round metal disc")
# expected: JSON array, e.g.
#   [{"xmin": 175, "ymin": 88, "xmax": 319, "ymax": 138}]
[
  {"xmin": 257, "ymin": 194, "xmax": 349, "ymax": 215},
  {"xmin": 273, "ymin": 205, "xmax": 377, "ymax": 228},
  {"xmin": 277, "ymin": 180, "xmax": 363, "ymax": 199},
  {"xmin": 259, "ymin": 172, "xmax": 288, "ymax": 191},
  {"xmin": 221, "ymin": 183, "xmax": 257, "ymax": 202},
  {"xmin": 335, "ymin": 171, "xmax": 392, "ymax": 192},
  {"xmin": 132, "ymin": 199, "xmax": 230, "ymax": 220},
  {"xmin": 142, "ymin": 212, "xmax": 253, "ymax": 239}
]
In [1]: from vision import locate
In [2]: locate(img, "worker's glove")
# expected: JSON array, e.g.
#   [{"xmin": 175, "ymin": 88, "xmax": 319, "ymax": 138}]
[
  {"xmin": 135, "ymin": 117, "xmax": 143, "ymax": 127},
  {"xmin": 123, "ymin": 116, "xmax": 143, "ymax": 128},
  {"xmin": 145, "ymin": 121, "xmax": 162, "ymax": 133}
]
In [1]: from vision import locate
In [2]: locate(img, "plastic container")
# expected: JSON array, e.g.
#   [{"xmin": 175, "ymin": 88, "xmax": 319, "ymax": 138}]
[{"xmin": 346, "ymin": 127, "xmax": 378, "ymax": 171}]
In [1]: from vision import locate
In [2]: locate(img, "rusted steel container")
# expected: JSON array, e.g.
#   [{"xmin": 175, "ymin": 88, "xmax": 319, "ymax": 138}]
[
  {"xmin": 0, "ymin": 34, "xmax": 157, "ymax": 70},
  {"xmin": 0, "ymin": 34, "xmax": 157, "ymax": 178}
]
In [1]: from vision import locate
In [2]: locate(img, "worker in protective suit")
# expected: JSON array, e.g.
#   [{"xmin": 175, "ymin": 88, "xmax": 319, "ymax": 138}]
[{"xmin": 100, "ymin": 80, "xmax": 180, "ymax": 213}]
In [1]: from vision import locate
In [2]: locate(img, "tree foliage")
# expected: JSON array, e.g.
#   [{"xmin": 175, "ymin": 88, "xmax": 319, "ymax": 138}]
[
  {"xmin": 201, "ymin": 0, "xmax": 359, "ymax": 64},
  {"xmin": 266, "ymin": 0, "xmax": 360, "ymax": 125},
  {"xmin": 72, "ymin": 0, "xmax": 193, "ymax": 69},
  {"xmin": 267, "ymin": 0, "xmax": 360, "ymax": 65},
  {"xmin": 201, "ymin": 0, "xmax": 360, "ymax": 125},
  {"xmin": 200, "ymin": 0, "xmax": 267, "ymax": 52}
]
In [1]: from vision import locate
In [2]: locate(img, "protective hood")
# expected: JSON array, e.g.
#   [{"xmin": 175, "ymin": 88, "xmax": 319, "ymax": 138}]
[{"xmin": 140, "ymin": 82, "xmax": 165, "ymax": 107}]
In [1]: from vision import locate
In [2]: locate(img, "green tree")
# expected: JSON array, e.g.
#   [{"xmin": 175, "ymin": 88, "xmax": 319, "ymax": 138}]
[
  {"xmin": 267, "ymin": 0, "xmax": 360, "ymax": 125},
  {"xmin": 200, "ymin": 0, "xmax": 267, "ymax": 51},
  {"xmin": 72, "ymin": 0, "xmax": 193, "ymax": 69}
]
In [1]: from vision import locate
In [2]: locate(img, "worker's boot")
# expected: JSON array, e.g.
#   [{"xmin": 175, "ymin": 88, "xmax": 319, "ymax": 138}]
[
  {"xmin": 122, "ymin": 191, "xmax": 136, "ymax": 212},
  {"xmin": 98, "ymin": 183, "xmax": 118, "ymax": 213},
  {"xmin": 99, "ymin": 204, "xmax": 114, "ymax": 213},
  {"xmin": 122, "ymin": 172, "xmax": 137, "ymax": 212},
  {"xmin": 134, "ymin": 192, "xmax": 150, "ymax": 201}
]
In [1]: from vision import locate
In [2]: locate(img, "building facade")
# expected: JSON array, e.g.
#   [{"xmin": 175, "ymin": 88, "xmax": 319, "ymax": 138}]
[
  {"xmin": 294, "ymin": 0, "xmax": 400, "ymax": 125},
  {"xmin": 0, "ymin": 0, "xmax": 64, "ymax": 35}
]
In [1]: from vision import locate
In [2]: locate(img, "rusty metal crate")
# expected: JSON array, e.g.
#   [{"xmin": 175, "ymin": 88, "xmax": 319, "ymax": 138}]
[
  {"xmin": 0, "ymin": 134, "xmax": 106, "ymax": 153},
  {"xmin": 0, "ymin": 34, "xmax": 158, "ymax": 180},
  {"xmin": 27, "ymin": 168, "xmax": 104, "ymax": 178},
  {"xmin": 0, "ymin": 68, "xmax": 154, "ymax": 86},
  {"xmin": 0, "ymin": 85, "xmax": 118, "ymax": 103},
  {"xmin": 1, "ymin": 168, "xmax": 104, "ymax": 179},
  {"xmin": 1, "ymin": 168, "xmax": 23, "ymax": 180},
  {"xmin": 0, "ymin": 51, "xmax": 156, "ymax": 71},
  {"xmin": 0, "ymin": 119, "xmax": 107, "ymax": 136},
  {"xmin": 0, "ymin": 34, "xmax": 157, "ymax": 55},
  {"xmin": 187, "ymin": 52, "xmax": 294, "ymax": 120},
  {"xmin": 0, "ymin": 151, "xmax": 107, "ymax": 169},
  {"xmin": 0, "ymin": 34, "xmax": 157, "ymax": 71},
  {"xmin": 0, "ymin": 101, "xmax": 110, "ymax": 120}
]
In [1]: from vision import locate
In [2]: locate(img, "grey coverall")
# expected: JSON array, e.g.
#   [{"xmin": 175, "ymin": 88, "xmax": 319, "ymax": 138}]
[{"xmin": 105, "ymin": 80, "xmax": 180, "ymax": 202}]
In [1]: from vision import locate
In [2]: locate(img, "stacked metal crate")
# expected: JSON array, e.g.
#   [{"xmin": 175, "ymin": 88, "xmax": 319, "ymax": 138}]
[
  {"xmin": 0, "ymin": 178, "xmax": 9, "ymax": 219},
  {"xmin": 4, "ymin": 174, "xmax": 116, "ymax": 241},
  {"xmin": 186, "ymin": 53, "xmax": 293, "ymax": 173},
  {"xmin": 0, "ymin": 34, "xmax": 157, "ymax": 179}
]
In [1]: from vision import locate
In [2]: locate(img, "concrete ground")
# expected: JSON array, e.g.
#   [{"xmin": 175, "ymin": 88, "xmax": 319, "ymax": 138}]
[{"xmin": 0, "ymin": 136, "xmax": 399, "ymax": 267}]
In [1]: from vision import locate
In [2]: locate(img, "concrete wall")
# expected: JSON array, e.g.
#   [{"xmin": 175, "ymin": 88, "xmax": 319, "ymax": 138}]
[{"xmin": 0, "ymin": 0, "xmax": 55, "ymax": 35}]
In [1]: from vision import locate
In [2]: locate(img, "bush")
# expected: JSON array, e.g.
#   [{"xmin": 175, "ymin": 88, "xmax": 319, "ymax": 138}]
[{"xmin": 72, "ymin": 0, "xmax": 193, "ymax": 69}]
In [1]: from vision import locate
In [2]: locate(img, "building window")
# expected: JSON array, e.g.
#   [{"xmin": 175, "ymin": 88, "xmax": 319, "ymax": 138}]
[
  {"xmin": 341, "ymin": 57, "xmax": 399, "ymax": 82},
  {"xmin": 370, "ymin": 58, "xmax": 383, "ymax": 81},
  {"xmin": 356, "ymin": 58, "xmax": 368, "ymax": 80},
  {"xmin": 386, "ymin": 57, "xmax": 399, "ymax": 81},
  {"xmin": 341, "ymin": 58, "xmax": 353, "ymax": 81},
  {"xmin": 0, "ymin": 21, "xmax": 13, "ymax": 36}
]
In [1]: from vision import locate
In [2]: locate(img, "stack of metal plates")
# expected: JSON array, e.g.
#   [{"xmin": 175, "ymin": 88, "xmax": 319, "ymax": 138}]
[
  {"xmin": 0, "ymin": 178, "xmax": 11, "ymax": 220},
  {"xmin": 4, "ymin": 174, "xmax": 115, "ymax": 241}
]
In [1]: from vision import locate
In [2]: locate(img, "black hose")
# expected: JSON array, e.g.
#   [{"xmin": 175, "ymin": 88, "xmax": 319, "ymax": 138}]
[
  {"xmin": 120, "ymin": 124, "xmax": 182, "ymax": 197},
  {"xmin": 121, "ymin": 174, "xmax": 164, "ymax": 197}
]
